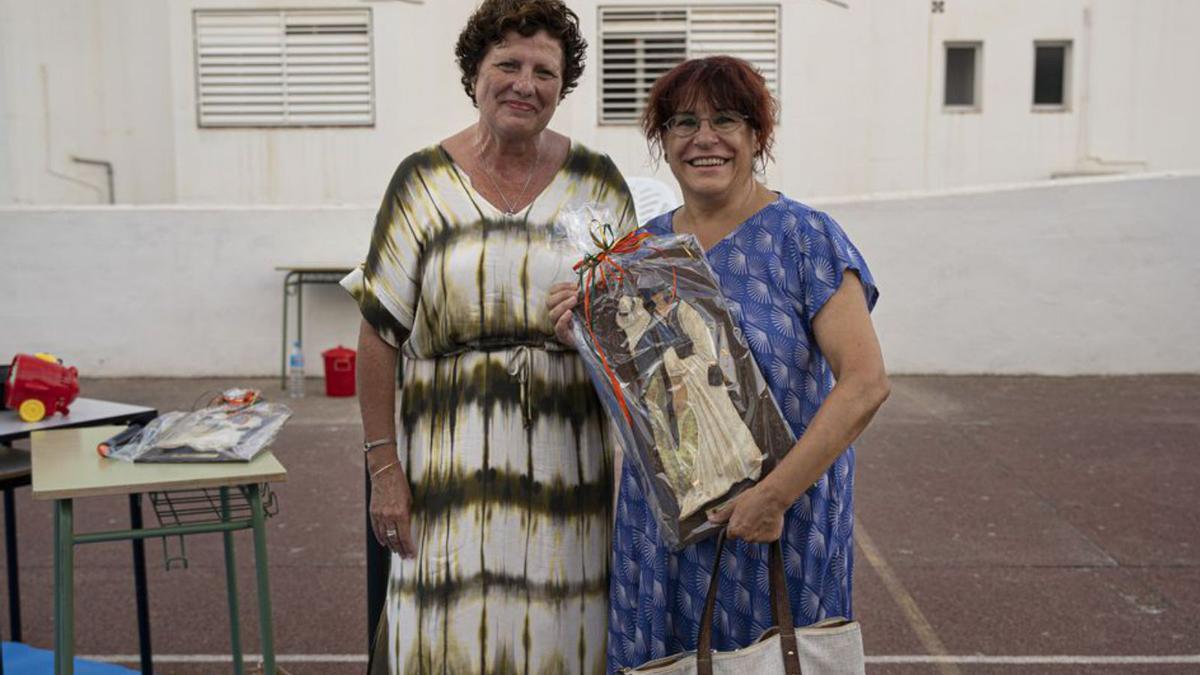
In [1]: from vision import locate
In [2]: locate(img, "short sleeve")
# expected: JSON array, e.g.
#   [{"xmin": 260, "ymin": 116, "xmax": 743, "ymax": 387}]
[
  {"xmin": 788, "ymin": 208, "xmax": 879, "ymax": 327},
  {"xmin": 340, "ymin": 159, "xmax": 424, "ymax": 349}
]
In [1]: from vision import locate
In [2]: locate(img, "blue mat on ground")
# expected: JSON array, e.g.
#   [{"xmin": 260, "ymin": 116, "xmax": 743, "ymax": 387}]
[{"xmin": 2, "ymin": 642, "xmax": 137, "ymax": 674}]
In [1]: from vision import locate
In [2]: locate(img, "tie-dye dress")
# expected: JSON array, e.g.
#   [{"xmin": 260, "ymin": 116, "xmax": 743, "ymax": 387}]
[{"xmin": 342, "ymin": 142, "xmax": 636, "ymax": 675}]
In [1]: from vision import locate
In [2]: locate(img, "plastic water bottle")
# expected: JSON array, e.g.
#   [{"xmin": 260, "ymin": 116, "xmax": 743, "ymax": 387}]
[{"xmin": 287, "ymin": 341, "xmax": 305, "ymax": 398}]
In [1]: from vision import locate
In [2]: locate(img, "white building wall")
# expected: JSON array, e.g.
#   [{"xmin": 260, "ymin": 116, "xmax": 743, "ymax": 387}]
[
  {"xmin": 1085, "ymin": 0, "xmax": 1199, "ymax": 173},
  {"xmin": 2, "ymin": 173, "xmax": 1197, "ymax": 377},
  {"xmin": 0, "ymin": 0, "xmax": 176, "ymax": 204},
  {"xmin": 921, "ymin": 0, "xmax": 1083, "ymax": 188},
  {"xmin": 165, "ymin": 0, "xmax": 481, "ymax": 204},
  {"xmin": 2, "ymin": 0, "xmax": 1199, "ymax": 205}
]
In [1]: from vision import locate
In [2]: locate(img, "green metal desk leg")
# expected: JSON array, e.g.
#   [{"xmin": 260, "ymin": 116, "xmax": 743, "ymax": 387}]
[
  {"xmin": 54, "ymin": 498, "xmax": 75, "ymax": 675},
  {"xmin": 249, "ymin": 484, "xmax": 275, "ymax": 674},
  {"xmin": 221, "ymin": 488, "xmax": 245, "ymax": 675},
  {"xmin": 52, "ymin": 499, "xmax": 60, "ymax": 668},
  {"xmin": 296, "ymin": 276, "xmax": 304, "ymax": 369}
]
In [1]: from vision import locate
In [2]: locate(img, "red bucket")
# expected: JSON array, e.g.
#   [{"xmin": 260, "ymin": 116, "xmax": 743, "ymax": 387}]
[{"xmin": 322, "ymin": 346, "xmax": 357, "ymax": 397}]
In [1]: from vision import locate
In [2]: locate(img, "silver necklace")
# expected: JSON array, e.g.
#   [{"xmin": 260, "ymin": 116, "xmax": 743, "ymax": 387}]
[{"xmin": 477, "ymin": 145, "xmax": 540, "ymax": 215}]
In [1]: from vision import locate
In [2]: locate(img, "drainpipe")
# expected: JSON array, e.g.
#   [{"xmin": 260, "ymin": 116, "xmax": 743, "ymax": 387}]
[{"xmin": 70, "ymin": 156, "xmax": 115, "ymax": 204}]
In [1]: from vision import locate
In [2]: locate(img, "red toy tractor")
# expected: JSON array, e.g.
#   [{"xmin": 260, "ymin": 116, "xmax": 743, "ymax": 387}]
[{"xmin": 3, "ymin": 353, "xmax": 80, "ymax": 423}]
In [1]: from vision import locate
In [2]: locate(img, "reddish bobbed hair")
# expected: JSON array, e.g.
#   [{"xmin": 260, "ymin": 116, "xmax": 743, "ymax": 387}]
[{"xmin": 641, "ymin": 56, "xmax": 778, "ymax": 164}]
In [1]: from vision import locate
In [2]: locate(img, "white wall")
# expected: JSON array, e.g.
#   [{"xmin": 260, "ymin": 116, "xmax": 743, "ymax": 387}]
[
  {"xmin": 2, "ymin": 172, "xmax": 1197, "ymax": 377},
  {"xmin": 0, "ymin": 0, "xmax": 176, "ymax": 204},
  {"xmin": 810, "ymin": 172, "xmax": 1200, "ymax": 374},
  {"xmin": 0, "ymin": 204, "xmax": 371, "ymax": 377},
  {"xmin": 3, "ymin": 0, "xmax": 1199, "ymax": 205}
]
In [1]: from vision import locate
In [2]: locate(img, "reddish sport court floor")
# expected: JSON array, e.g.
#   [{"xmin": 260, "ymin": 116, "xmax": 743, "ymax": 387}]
[{"xmin": 3, "ymin": 375, "xmax": 1198, "ymax": 674}]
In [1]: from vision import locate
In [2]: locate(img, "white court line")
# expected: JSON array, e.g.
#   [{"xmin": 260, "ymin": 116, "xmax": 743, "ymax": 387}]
[
  {"xmin": 870, "ymin": 656, "xmax": 1200, "ymax": 665},
  {"xmin": 79, "ymin": 653, "xmax": 1200, "ymax": 665},
  {"xmin": 856, "ymin": 523, "xmax": 961, "ymax": 675},
  {"xmin": 81, "ymin": 654, "xmax": 368, "ymax": 663}
]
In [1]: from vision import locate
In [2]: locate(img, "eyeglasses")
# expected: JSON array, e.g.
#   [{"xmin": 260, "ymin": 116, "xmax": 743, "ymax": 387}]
[{"xmin": 662, "ymin": 111, "xmax": 748, "ymax": 138}]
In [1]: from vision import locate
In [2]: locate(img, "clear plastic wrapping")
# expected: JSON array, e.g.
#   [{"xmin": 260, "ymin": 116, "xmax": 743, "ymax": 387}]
[
  {"xmin": 106, "ymin": 401, "xmax": 292, "ymax": 463},
  {"xmin": 558, "ymin": 210, "xmax": 794, "ymax": 548}
]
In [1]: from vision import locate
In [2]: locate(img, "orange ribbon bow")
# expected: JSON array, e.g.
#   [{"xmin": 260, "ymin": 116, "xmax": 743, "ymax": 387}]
[{"xmin": 573, "ymin": 225, "xmax": 653, "ymax": 424}]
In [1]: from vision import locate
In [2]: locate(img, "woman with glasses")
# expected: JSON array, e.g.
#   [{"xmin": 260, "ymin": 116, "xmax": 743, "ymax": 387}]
[{"xmin": 551, "ymin": 55, "xmax": 890, "ymax": 672}]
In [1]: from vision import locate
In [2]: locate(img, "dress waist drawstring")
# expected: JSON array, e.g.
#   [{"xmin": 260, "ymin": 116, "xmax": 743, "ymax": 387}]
[{"xmin": 506, "ymin": 345, "xmax": 533, "ymax": 428}]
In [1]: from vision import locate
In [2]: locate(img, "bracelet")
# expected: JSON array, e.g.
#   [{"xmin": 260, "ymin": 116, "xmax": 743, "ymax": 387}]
[
  {"xmin": 363, "ymin": 437, "xmax": 396, "ymax": 452},
  {"xmin": 370, "ymin": 460, "xmax": 399, "ymax": 479}
]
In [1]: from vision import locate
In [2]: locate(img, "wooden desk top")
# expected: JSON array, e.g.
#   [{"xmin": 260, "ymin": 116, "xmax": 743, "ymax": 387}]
[{"xmin": 31, "ymin": 426, "xmax": 287, "ymax": 500}]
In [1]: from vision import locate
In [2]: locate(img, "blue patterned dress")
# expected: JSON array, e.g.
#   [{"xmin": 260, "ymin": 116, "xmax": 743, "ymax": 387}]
[{"xmin": 607, "ymin": 194, "xmax": 879, "ymax": 673}]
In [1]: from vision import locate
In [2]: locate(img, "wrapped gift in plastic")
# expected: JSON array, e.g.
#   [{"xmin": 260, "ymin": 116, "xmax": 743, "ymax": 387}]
[
  {"xmin": 560, "ymin": 212, "xmax": 795, "ymax": 548},
  {"xmin": 105, "ymin": 400, "xmax": 292, "ymax": 463}
]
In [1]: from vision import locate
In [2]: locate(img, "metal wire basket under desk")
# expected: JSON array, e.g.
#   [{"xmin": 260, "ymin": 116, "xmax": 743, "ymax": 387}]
[{"xmin": 147, "ymin": 484, "xmax": 279, "ymax": 569}]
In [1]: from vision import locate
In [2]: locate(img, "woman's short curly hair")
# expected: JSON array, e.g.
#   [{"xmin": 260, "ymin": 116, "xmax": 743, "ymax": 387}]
[
  {"xmin": 641, "ymin": 56, "xmax": 778, "ymax": 164},
  {"xmin": 455, "ymin": 0, "xmax": 587, "ymax": 104}
]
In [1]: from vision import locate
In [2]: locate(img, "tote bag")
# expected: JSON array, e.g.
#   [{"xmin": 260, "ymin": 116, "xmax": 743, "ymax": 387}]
[{"xmin": 623, "ymin": 529, "xmax": 866, "ymax": 675}]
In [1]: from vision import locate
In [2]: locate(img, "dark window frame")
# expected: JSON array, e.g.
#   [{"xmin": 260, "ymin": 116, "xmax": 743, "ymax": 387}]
[
  {"xmin": 943, "ymin": 41, "xmax": 983, "ymax": 112},
  {"xmin": 1032, "ymin": 40, "xmax": 1072, "ymax": 111}
]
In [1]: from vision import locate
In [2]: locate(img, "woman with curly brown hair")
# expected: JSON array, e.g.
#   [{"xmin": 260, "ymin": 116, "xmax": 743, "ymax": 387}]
[{"xmin": 342, "ymin": 1, "xmax": 635, "ymax": 672}]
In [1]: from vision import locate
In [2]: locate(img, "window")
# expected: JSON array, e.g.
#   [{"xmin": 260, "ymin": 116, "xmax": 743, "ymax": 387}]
[
  {"xmin": 193, "ymin": 9, "xmax": 374, "ymax": 127},
  {"xmin": 598, "ymin": 5, "xmax": 781, "ymax": 124},
  {"xmin": 943, "ymin": 42, "xmax": 981, "ymax": 110},
  {"xmin": 1033, "ymin": 41, "xmax": 1071, "ymax": 110}
]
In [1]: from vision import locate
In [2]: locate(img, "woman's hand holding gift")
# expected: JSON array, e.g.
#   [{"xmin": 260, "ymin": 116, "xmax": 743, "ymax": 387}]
[
  {"xmin": 707, "ymin": 479, "xmax": 791, "ymax": 543},
  {"xmin": 547, "ymin": 281, "xmax": 579, "ymax": 347}
]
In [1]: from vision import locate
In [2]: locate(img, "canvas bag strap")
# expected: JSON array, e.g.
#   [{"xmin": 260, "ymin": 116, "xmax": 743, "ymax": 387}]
[
  {"xmin": 697, "ymin": 529, "xmax": 803, "ymax": 675},
  {"xmin": 696, "ymin": 528, "xmax": 727, "ymax": 673},
  {"xmin": 769, "ymin": 537, "xmax": 803, "ymax": 674}
]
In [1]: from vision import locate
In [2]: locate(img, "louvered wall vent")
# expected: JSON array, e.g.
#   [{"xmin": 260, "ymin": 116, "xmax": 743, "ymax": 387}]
[
  {"xmin": 194, "ymin": 9, "xmax": 374, "ymax": 127},
  {"xmin": 599, "ymin": 5, "xmax": 780, "ymax": 124}
]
